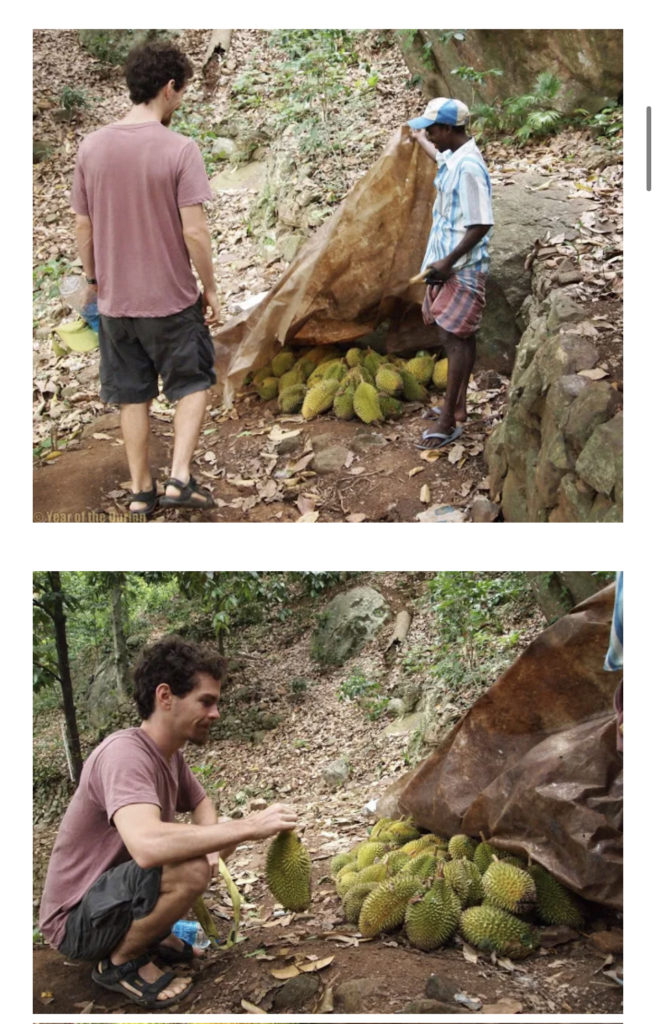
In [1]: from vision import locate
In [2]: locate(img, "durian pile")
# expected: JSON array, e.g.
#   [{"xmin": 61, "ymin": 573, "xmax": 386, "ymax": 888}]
[
  {"xmin": 248, "ymin": 345, "xmax": 449, "ymax": 423},
  {"xmin": 330, "ymin": 818, "xmax": 585, "ymax": 959}
]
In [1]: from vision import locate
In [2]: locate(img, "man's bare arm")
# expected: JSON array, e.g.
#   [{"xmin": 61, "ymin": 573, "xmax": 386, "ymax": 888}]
[
  {"xmin": 114, "ymin": 801, "xmax": 298, "ymax": 869},
  {"xmin": 179, "ymin": 204, "xmax": 220, "ymax": 323},
  {"xmin": 426, "ymin": 224, "xmax": 492, "ymax": 280},
  {"xmin": 74, "ymin": 213, "xmax": 98, "ymax": 303},
  {"xmin": 191, "ymin": 796, "xmax": 238, "ymax": 868}
]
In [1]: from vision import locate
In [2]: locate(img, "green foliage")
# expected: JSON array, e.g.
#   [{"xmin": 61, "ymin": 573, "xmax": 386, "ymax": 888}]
[
  {"xmin": 174, "ymin": 103, "xmax": 224, "ymax": 177},
  {"xmin": 427, "ymin": 572, "xmax": 534, "ymax": 650},
  {"xmin": 58, "ymin": 86, "xmax": 88, "ymax": 113},
  {"xmin": 577, "ymin": 102, "xmax": 623, "ymax": 139},
  {"xmin": 298, "ymin": 572, "xmax": 354, "ymax": 597},
  {"xmin": 471, "ymin": 72, "xmax": 565, "ymax": 144},
  {"xmin": 33, "ymin": 256, "xmax": 70, "ymax": 299},
  {"xmin": 78, "ymin": 29, "xmax": 173, "ymax": 66},
  {"xmin": 338, "ymin": 667, "xmax": 389, "ymax": 720}
]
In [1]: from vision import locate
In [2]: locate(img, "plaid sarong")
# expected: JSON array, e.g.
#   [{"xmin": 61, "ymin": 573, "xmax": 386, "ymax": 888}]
[{"xmin": 421, "ymin": 269, "xmax": 487, "ymax": 338}]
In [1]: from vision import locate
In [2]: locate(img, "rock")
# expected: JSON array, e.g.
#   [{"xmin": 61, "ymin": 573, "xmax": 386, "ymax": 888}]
[
  {"xmin": 322, "ymin": 757, "xmax": 350, "ymax": 789},
  {"xmin": 333, "ymin": 978, "xmax": 379, "ymax": 1013},
  {"xmin": 564, "ymin": 380, "xmax": 622, "ymax": 453},
  {"xmin": 575, "ymin": 413, "xmax": 623, "ymax": 497},
  {"xmin": 589, "ymin": 929, "xmax": 623, "ymax": 955},
  {"xmin": 350, "ymin": 431, "xmax": 387, "ymax": 454},
  {"xmin": 311, "ymin": 585, "xmax": 389, "ymax": 666},
  {"xmin": 501, "ymin": 468, "xmax": 529, "ymax": 522},
  {"xmin": 470, "ymin": 495, "xmax": 500, "ymax": 522},
  {"xmin": 545, "ymin": 288, "xmax": 587, "ymax": 331},
  {"xmin": 249, "ymin": 797, "xmax": 267, "ymax": 810},
  {"xmin": 278, "ymin": 233, "xmax": 304, "ymax": 263},
  {"xmin": 82, "ymin": 412, "xmax": 120, "ymax": 438},
  {"xmin": 386, "ymin": 697, "xmax": 406, "ymax": 718},
  {"xmin": 425, "ymin": 972, "xmax": 461, "ymax": 1003},
  {"xmin": 271, "ymin": 973, "xmax": 321, "ymax": 1011},
  {"xmin": 210, "ymin": 161, "xmax": 266, "ymax": 192},
  {"xmin": 312, "ymin": 445, "xmax": 350, "ymax": 474},
  {"xmin": 535, "ymin": 333, "xmax": 598, "ymax": 392},
  {"xmin": 211, "ymin": 136, "xmax": 239, "ymax": 160},
  {"xmin": 276, "ymin": 434, "xmax": 303, "ymax": 456},
  {"xmin": 549, "ymin": 473, "xmax": 595, "ymax": 522},
  {"xmin": 82, "ymin": 654, "xmax": 131, "ymax": 730}
]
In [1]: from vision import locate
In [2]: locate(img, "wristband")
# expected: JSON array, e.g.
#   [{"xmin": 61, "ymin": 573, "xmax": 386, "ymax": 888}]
[{"xmin": 86, "ymin": 276, "xmax": 97, "ymax": 285}]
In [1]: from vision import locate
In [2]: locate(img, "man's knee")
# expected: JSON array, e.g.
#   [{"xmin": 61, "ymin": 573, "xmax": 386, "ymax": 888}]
[{"xmin": 164, "ymin": 856, "xmax": 211, "ymax": 896}]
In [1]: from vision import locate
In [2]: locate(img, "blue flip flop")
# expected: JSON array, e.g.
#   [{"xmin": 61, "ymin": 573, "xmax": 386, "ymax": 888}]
[{"xmin": 415, "ymin": 424, "xmax": 463, "ymax": 450}]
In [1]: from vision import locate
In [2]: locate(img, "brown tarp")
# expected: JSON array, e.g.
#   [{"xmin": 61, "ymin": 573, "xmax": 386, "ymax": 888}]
[
  {"xmin": 377, "ymin": 584, "xmax": 623, "ymax": 908},
  {"xmin": 214, "ymin": 126, "xmax": 436, "ymax": 403}
]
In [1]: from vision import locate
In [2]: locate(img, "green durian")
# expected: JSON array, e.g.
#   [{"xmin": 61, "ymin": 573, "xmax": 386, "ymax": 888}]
[
  {"xmin": 443, "ymin": 858, "xmax": 483, "ymax": 908},
  {"xmin": 400, "ymin": 835, "xmax": 440, "ymax": 856},
  {"xmin": 271, "ymin": 349, "xmax": 296, "ymax": 377},
  {"xmin": 278, "ymin": 383, "xmax": 306, "ymax": 413},
  {"xmin": 358, "ymin": 875, "xmax": 423, "ymax": 937},
  {"xmin": 356, "ymin": 862, "xmax": 388, "ymax": 885},
  {"xmin": 301, "ymin": 378, "xmax": 340, "ymax": 420},
  {"xmin": 278, "ymin": 367, "xmax": 304, "ymax": 392},
  {"xmin": 400, "ymin": 369, "xmax": 429, "ymax": 403},
  {"xmin": 336, "ymin": 869, "xmax": 361, "ymax": 899},
  {"xmin": 330, "ymin": 851, "xmax": 356, "ymax": 877},
  {"xmin": 447, "ymin": 834, "xmax": 478, "ymax": 861},
  {"xmin": 342, "ymin": 882, "xmax": 378, "ymax": 924},
  {"xmin": 401, "ymin": 852, "xmax": 437, "ymax": 881},
  {"xmin": 256, "ymin": 377, "xmax": 279, "ymax": 400},
  {"xmin": 528, "ymin": 865, "xmax": 584, "ymax": 928},
  {"xmin": 404, "ymin": 879, "xmax": 461, "ymax": 951},
  {"xmin": 379, "ymin": 394, "xmax": 404, "ymax": 420},
  {"xmin": 473, "ymin": 841, "xmax": 496, "ymax": 875},
  {"xmin": 362, "ymin": 348, "xmax": 385, "ymax": 378},
  {"xmin": 353, "ymin": 382, "xmax": 383, "ymax": 424},
  {"xmin": 333, "ymin": 383, "xmax": 355, "ymax": 420},
  {"xmin": 388, "ymin": 820, "xmax": 421, "ymax": 843},
  {"xmin": 345, "ymin": 347, "xmax": 363, "ymax": 367},
  {"xmin": 252, "ymin": 363, "xmax": 274, "ymax": 385},
  {"xmin": 459, "ymin": 905, "xmax": 539, "ymax": 959},
  {"xmin": 406, "ymin": 355, "xmax": 435, "ymax": 386},
  {"xmin": 383, "ymin": 850, "xmax": 410, "ymax": 875},
  {"xmin": 370, "ymin": 817, "xmax": 394, "ymax": 839},
  {"xmin": 482, "ymin": 861, "xmax": 537, "ymax": 915},
  {"xmin": 266, "ymin": 830, "xmax": 311, "ymax": 912},
  {"xmin": 375, "ymin": 363, "xmax": 403, "ymax": 396},
  {"xmin": 432, "ymin": 357, "xmax": 449, "ymax": 391},
  {"xmin": 356, "ymin": 841, "xmax": 388, "ymax": 869}
]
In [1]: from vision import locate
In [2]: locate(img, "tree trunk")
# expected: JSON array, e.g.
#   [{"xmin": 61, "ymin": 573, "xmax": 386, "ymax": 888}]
[
  {"xmin": 48, "ymin": 571, "xmax": 83, "ymax": 785},
  {"xmin": 110, "ymin": 573, "xmax": 130, "ymax": 697}
]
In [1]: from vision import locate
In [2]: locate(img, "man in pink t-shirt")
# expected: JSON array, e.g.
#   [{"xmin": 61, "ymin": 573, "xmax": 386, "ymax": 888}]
[
  {"xmin": 39, "ymin": 636, "xmax": 298, "ymax": 1010},
  {"xmin": 71, "ymin": 41, "xmax": 221, "ymax": 518}
]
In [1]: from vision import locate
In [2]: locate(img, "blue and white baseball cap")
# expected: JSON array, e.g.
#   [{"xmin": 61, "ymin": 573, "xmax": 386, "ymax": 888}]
[{"xmin": 408, "ymin": 97, "xmax": 470, "ymax": 130}]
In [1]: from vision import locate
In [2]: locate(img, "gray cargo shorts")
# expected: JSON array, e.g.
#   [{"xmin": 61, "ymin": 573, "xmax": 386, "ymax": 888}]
[
  {"xmin": 58, "ymin": 860, "xmax": 161, "ymax": 962},
  {"xmin": 98, "ymin": 296, "xmax": 217, "ymax": 405}
]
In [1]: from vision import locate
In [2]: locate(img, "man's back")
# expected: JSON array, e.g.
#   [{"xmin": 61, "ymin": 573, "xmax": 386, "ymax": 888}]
[{"xmin": 71, "ymin": 121, "xmax": 212, "ymax": 317}]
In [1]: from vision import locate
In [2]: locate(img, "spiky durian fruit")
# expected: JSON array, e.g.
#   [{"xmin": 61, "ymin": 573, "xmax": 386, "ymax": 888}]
[
  {"xmin": 278, "ymin": 367, "xmax": 304, "ymax": 393},
  {"xmin": 528, "ymin": 865, "xmax": 584, "ymax": 928},
  {"xmin": 353, "ymin": 381, "xmax": 383, "ymax": 423},
  {"xmin": 342, "ymin": 882, "xmax": 378, "ymax": 924},
  {"xmin": 500, "ymin": 854, "xmax": 528, "ymax": 870},
  {"xmin": 307, "ymin": 357, "xmax": 344, "ymax": 387},
  {"xmin": 356, "ymin": 862, "xmax": 388, "ymax": 885},
  {"xmin": 388, "ymin": 820, "xmax": 421, "ymax": 843},
  {"xmin": 333, "ymin": 382, "xmax": 356, "ymax": 420},
  {"xmin": 362, "ymin": 348, "xmax": 385, "ymax": 378},
  {"xmin": 405, "ymin": 879, "xmax": 461, "ymax": 951},
  {"xmin": 256, "ymin": 377, "xmax": 279, "ymax": 400},
  {"xmin": 356, "ymin": 841, "xmax": 388, "ymax": 869},
  {"xmin": 383, "ymin": 849, "xmax": 410, "ymax": 875},
  {"xmin": 482, "ymin": 861, "xmax": 537, "ymax": 915},
  {"xmin": 252, "ymin": 363, "xmax": 274, "ymax": 385},
  {"xmin": 358, "ymin": 875, "xmax": 424, "ymax": 937},
  {"xmin": 400, "ymin": 835, "xmax": 440, "ymax": 857},
  {"xmin": 379, "ymin": 394, "xmax": 404, "ymax": 420},
  {"xmin": 401, "ymin": 852, "xmax": 437, "ymax": 881},
  {"xmin": 459, "ymin": 905, "xmax": 538, "ymax": 959},
  {"xmin": 330, "ymin": 852, "xmax": 355, "ymax": 877},
  {"xmin": 266, "ymin": 830, "xmax": 311, "ymax": 911},
  {"xmin": 271, "ymin": 349, "xmax": 296, "ymax": 377},
  {"xmin": 345, "ymin": 347, "xmax": 363, "ymax": 367},
  {"xmin": 375, "ymin": 364, "xmax": 404, "ymax": 397},
  {"xmin": 443, "ymin": 858, "xmax": 483, "ymax": 907},
  {"xmin": 406, "ymin": 355, "xmax": 435, "ymax": 386},
  {"xmin": 448, "ymin": 834, "xmax": 478, "ymax": 861},
  {"xmin": 336, "ymin": 869, "xmax": 361, "ymax": 899},
  {"xmin": 473, "ymin": 841, "xmax": 496, "ymax": 875},
  {"xmin": 278, "ymin": 383, "xmax": 306, "ymax": 413},
  {"xmin": 301, "ymin": 378, "xmax": 340, "ymax": 420},
  {"xmin": 370, "ymin": 818, "xmax": 394, "ymax": 839},
  {"xmin": 399, "ymin": 369, "xmax": 429, "ymax": 403},
  {"xmin": 432, "ymin": 358, "xmax": 449, "ymax": 391}
]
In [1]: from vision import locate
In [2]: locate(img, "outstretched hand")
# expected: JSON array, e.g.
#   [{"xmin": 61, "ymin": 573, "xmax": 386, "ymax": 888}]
[{"xmin": 247, "ymin": 802, "xmax": 298, "ymax": 840}]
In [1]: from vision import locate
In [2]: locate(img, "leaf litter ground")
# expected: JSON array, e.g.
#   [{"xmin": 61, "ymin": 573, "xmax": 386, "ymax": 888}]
[
  {"xmin": 33, "ymin": 574, "xmax": 622, "ymax": 1014},
  {"xmin": 32, "ymin": 29, "xmax": 622, "ymax": 523}
]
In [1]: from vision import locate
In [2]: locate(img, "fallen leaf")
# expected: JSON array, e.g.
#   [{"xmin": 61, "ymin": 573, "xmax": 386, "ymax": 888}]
[
  {"xmin": 408, "ymin": 466, "xmax": 424, "ymax": 477},
  {"xmin": 346, "ymin": 513, "xmax": 367, "ymax": 523},
  {"xmin": 316, "ymin": 986, "xmax": 334, "ymax": 1013},
  {"xmin": 289, "ymin": 452, "xmax": 315, "ymax": 473},
  {"xmin": 578, "ymin": 367, "xmax": 609, "ymax": 380},
  {"xmin": 241, "ymin": 998, "xmax": 267, "ymax": 1013},
  {"xmin": 447, "ymin": 443, "xmax": 466, "ymax": 464},
  {"xmin": 268, "ymin": 424, "xmax": 301, "ymax": 442},
  {"xmin": 40, "ymin": 992, "xmax": 55, "ymax": 1005},
  {"xmin": 299, "ymin": 955, "xmax": 334, "ymax": 972},
  {"xmin": 419, "ymin": 484, "xmax": 431, "ymax": 504},
  {"xmin": 296, "ymin": 495, "xmax": 316, "ymax": 515},
  {"xmin": 91, "ymin": 432, "xmax": 114, "ymax": 440},
  {"xmin": 270, "ymin": 965, "xmax": 300, "ymax": 979},
  {"xmin": 462, "ymin": 943, "xmax": 478, "ymax": 964},
  {"xmin": 73, "ymin": 1000, "xmax": 95, "ymax": 1013},
  {"xmin": 482, "ymin": 998, "xmax": 523, "ymax": 1013},
  {"xmin": 420, "ymin": 449, "xmax": 441, "ymax": 462},
  {"xmin": 296, "ymin": 512, "xmax": 320, "ymax": 523}
]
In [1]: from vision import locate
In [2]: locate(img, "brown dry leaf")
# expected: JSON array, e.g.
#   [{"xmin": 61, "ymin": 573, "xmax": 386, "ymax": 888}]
[
  {"xmin": 462, "ymin": 943, "xmax": 478, "ymax": 964},
  {"xmin": 420, "ymin": 449, "xmax": 441, "ymax": 463},
  {"xmin": 328, "ymin": 933, "xmax": 360, "ymax": 946},
  {"xmin": 91, "ymin": 432, "xmax": 114, "ymax": 440},
  {"xmin": 346, "ymin": 513, "xmax": 367, "ymax": 523},
  {"xmin": 316, "ymin": 986, "xmax": 334, "ymax": 1013},
  {"xmin": 227, "ymin": 475, "xmax": 256, "ymax": 489},
  {"xmin": 448, "ymin": 443, "xmax": 466, "ymax": 464},
  {"xmin": 268, "ymin": 424, "xmax": 301, "ymax": 442},
  {"xmin": 298, "ymin": 955, "xmax": 334, "ymax": 972},
  {"xmin": 73, "ymin": 1001, "xmax": 95, "ymax": 1013},
  {"xmin": 296, "ymin": 495, "xmax": 316, "ymax": 515},
  {"xmin": 40, "ymin": 992, "xmax": 55, "ymax": 1005},
  {"xmin": 408, "ymin": 466, "xmax": 424, "ymax": 477},
  {"xmin": 482, "ymin": 998, "xmax": 523, "ymax": 1013},
  {"xmin": 419, "ymin": 484, "xmax": 431, "ymax": 504},
  {"xmin": 270, "ymin": 965, "xmax": 300, "ymax": 979},
  {"xmin": 296, "ymin": 512, "xmax": 320, "ymax": 523},
  {"xmin": 289, "ymin": 452, "xmax": 315, "ymax": 473},
  {"xmin": 241, "ymin": 998, "xmax": 267, "ymax": 1013}
]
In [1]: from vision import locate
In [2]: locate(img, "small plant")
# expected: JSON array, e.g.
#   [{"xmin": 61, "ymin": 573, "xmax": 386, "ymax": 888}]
[
  {"xmin": 471, "ymin": 71, "xmax": 565, "ymax": 145},
  {"xmin": 58, "ymin": 86, "xmax": 88, "ymax": 114},
  {"xmin": 338, "ymin": 668, "xmax": 389, "ymax": 721},
  {"xmin": 79, "ymin": 29, "xmax": 173, "ymax": 66},
  {"xmin": 289, "ymin": 677, "xmax": 308, "ymax": 698}
]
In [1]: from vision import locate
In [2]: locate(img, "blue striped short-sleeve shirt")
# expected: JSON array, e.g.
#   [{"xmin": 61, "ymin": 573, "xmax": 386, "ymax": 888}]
[{"xmin": 421, "ymin": 138, "xmax": 494, "ymax": 276}]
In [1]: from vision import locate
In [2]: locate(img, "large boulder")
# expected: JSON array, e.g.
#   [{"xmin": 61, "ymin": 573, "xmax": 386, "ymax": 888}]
[{"xmin": 311, "ymin": 586, "xmax": 389, "ymax": 666}]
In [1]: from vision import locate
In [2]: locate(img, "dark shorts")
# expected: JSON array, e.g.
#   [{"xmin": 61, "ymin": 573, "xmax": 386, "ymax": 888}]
[
  {"xmin": 98, "ymin": 297, "xmax": 217, "ymax": 405},
  {"xmin": 58, "ymin": 860, "xmax": 161, "ymax": 962}
]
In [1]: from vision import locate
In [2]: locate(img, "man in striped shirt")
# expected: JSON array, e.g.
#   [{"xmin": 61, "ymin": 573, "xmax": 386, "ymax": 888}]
[{"xmin": 408, "ymin": 98, "xmax": 494, "ymax": 448}]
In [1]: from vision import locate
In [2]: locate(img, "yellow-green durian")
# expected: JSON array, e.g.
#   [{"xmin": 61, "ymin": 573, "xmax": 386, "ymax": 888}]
[
  {"xmin": 256, "ymin": 377, "xmax": 279, "ymax": 400},
  {"xmin": 459, "ymin": 905, "xmax": 538, "ymax": 959},
  {"xmin": 252, "ymin": 363, "xmax": 274, "ymax": 385},
  {"xmin": 301, "ymin": 378, "xmax": 340, "ymax": 420},
  {"xmin": 528, "ymin": 865, "xmax": 584, "ymax": 928},
  {"xmin": 404, "ymin": 879, "xmax": 461, "ymax": 950},
  {"xmin": 379, "ymin": 394, "xmax": 404, "ymax": 420},
  {"xmin": 345, "ymin": 347, "xmax": 363, "ymax": 367},
  {"xmin": 473, "ymin": 841, "xmax": 496, "ymax": 875},
  {"xmin": 356, "ymin": 841, "xmax": 388, "ymax": 869},
  {"xmin": 342, "ymin": 882, "xmax": 378, "ymax": 924},
  {"xmin": 353, "ymin": 382, "xmax": 383, "ymax": 424},
  {"xmin": 400, "ymin": 369, "xmax": 429, "ymax": 403},
  {"xmin": 358, "ymin": 875, "xmax": 424, "ymax": 937},
  {"xmin": 447, "ymin": 834, "xmax": 478, "ymax": 861},
  {"xmin": 278, "ymin": 383, "xmax": 306, "ymax": 413},
  {"xmin": 375, "ymin": 364, "xmax": 403, "ymax": 397},
  {"xmin": 406, "ymin": 355, "xmax": 435, "ymax": 386},
  {"xmin": 271, "ymin": 349, "xmax": 296, "ymax": 377},
  {"xmin": 432, "ymin": 357, "xmax": 449, "ymax": 391},
  {"xmin": 330, "ymin": 851, "xmax": 356, "ymax": 877},
  {"xmin": 482, "ymin": 861, "xmax": 537, "ymax": 915},
  {"xmin": 443, "ymin": 858, "xmax": 483, "ymax": 907},
  {"xmin": 266, "ymin": 830, "xmax": 311, "ymax": 911}
]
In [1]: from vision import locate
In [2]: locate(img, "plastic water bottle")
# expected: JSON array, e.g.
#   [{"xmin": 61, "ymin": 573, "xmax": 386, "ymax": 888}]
[
  {"xmin": 59, "ymin": 275, "xmax": 99, "ymax": 332},
  {"xmin": 172, "ymin": 918, "xmax": 211, "ymax": 948}
]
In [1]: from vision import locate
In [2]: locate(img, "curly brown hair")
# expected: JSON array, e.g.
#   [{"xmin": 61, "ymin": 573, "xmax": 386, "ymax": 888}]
[
  {"xmin": 133, "ymin": 635, "xmax": 226, "ymax": 719},
  {"xmin": 124, "ymin": 40, "xmax": 193, "ymax": 105}
]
